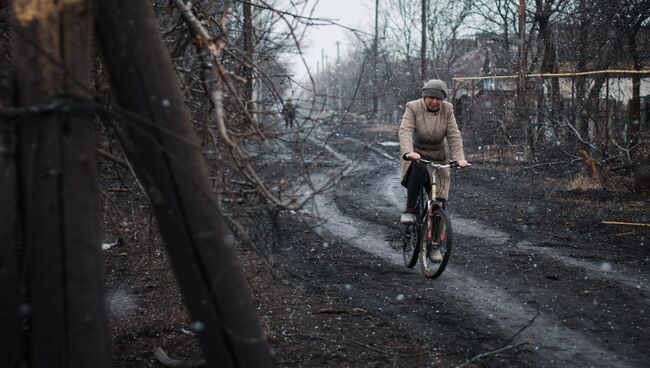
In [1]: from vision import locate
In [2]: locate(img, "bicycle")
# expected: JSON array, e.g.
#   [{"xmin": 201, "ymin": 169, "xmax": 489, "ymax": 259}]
[{"xmin": 400, "ymin": 159, "xmax": 467, "ymax": 278}]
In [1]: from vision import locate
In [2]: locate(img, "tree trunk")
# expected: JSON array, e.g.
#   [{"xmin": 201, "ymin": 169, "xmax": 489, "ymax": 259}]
[
  {"xmin": 242, "ymin": 0, "xmax": 254, "ymax": 112},
  {"xmin": 95, "ymin": 0, "xmax": 272, "ymax": 366},
  {"xmin": 586, "ymin": 76, "xmax": 606, "ymax": 138},
  {"xmin": 630, "ymin": 76, "xmax": 641, "ymax": 149},
  {"xmin": 10, "ymin": 0, "xmax": 110, "ymax": 367},
  {"xmin": 0, "ymin": 11, "xmax": 20, "ymax": 366}
]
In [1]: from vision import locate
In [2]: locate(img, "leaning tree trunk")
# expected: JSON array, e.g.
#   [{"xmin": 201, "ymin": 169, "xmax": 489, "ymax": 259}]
[
  {"xmin": 10, "ymin": 0, "xmax": 110, "ymax": 367},
  {"xmin": 95, "ymin": 0, "xmax": 273, "ymax": 366}
]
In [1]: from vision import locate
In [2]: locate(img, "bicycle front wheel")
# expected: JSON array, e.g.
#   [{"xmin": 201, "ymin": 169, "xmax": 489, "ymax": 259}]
[
  {"xmin": 402, "ymin": 224, "xmax": 419, "ymax": 268},
  {"xmin": 420, "ymin": 209, "xmax": 453, "ymax": 278}
]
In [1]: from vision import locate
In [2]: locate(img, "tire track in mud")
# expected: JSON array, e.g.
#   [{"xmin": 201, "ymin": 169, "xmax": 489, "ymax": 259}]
[
  {"xmin": 304, "ymin": 136, "xmax": 637, "ymax": 367},
  {"xmin": 314, "ymin": 170, "xmax": 631, "ymax": 368}
]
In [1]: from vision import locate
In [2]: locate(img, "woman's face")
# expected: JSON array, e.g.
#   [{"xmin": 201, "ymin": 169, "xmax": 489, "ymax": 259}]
[{"xmin": 423, "ymin": 96, "xmax": 443, "ymax": 110}]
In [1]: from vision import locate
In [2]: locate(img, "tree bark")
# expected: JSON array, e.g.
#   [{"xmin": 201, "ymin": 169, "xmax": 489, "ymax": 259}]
[
  {"xmin": 628, "ymin": 31, "xmax": 642, "ymax": 153},
  {"xmin": 95, "ymin": 0, "xmax": 272, "ymax": 366},
  {"xmin": 10, "ymin": 0, "xmax": 110, "ymax": 367},
  {"xmin": 0, "ymin": 8, "xmax": 20, "ymax": 366}
]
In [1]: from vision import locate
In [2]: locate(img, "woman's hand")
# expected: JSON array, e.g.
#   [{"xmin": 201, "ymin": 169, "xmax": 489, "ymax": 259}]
[
  {"xmin": 405, "ymin": 152, "xmax": 421, "ymax": 161},
  {"xmin": 457, "ymin": 159, "xmax": 469, "ymax": 167}
]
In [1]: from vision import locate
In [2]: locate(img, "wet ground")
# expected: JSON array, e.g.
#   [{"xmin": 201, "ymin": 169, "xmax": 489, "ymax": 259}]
[{"xmin": 105, "ymin": 118, "xmax": 650, "ymax": 367}]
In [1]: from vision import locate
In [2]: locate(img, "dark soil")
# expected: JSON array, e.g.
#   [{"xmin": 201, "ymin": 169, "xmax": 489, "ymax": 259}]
[{"xmin": 103, "ymin": 120, "xmax": 650, "ymax": 367}]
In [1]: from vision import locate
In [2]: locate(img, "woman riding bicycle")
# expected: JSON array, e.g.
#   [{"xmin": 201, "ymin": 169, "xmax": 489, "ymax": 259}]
[{"xmin": 399, "ymin": 79, "xmax": 468, "ymax": 224}]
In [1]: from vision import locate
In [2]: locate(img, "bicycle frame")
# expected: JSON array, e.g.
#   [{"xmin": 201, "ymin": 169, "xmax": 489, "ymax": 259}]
[
  {"xmin": 419, "ymin": 159, "xmax": 448, "ymax": 242},
  {"xmin": 401, "ymin": 158, "xmax": 465, "ymax": 277}
]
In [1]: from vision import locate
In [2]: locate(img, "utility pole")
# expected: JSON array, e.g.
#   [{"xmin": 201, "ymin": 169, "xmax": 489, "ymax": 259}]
[
  {"xmin": 517, "ymin": 0, "xmax": 526, "ymax": 101},
  {"xmin": 372, "ymin": 0, "xmax": 379, "ymax": 122},
  {"xmin": 516, "ymin": 0, "xmax": 533, "ymax": 159},
  {"xmin": 322, "ymin": 48, "xmax": 328, "ymax": 108},
  {"xmin": 421, "ymin": 0, "xmax": 427, "ymax": 81},
  {"xmin": 336, "ymin": 41, "xmax": 342, "ymax": 112}
]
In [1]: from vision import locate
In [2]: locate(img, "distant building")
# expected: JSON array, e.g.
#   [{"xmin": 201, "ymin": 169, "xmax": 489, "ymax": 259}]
[{"xmin": 448, "ymin": 31, "xmax": 650, "ymax": 102}]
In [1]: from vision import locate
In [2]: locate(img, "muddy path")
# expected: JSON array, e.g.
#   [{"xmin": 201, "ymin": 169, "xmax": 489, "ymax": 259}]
[
  {"xmin": 104, "ymin": 118, "xmax": 649, "ymax": 367},
  {"xmin": 268, "ymin": 121, "xmax": 650, "ymax": 367}
]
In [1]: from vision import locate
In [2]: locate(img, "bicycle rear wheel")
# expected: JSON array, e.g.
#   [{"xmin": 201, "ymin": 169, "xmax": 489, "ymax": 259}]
[
  {"xmin": 420, "ymin": 209, "xmax": 452, "ymax": 278},
  {"xmin": 401, "ymin": 224, "xmax": 419, "ymax": 268}
]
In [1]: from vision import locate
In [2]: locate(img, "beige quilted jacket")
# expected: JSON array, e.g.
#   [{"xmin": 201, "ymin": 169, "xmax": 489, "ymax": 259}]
[{"xmin": 398, "ymin": 98, "xmax": 465, "ymax": 187}]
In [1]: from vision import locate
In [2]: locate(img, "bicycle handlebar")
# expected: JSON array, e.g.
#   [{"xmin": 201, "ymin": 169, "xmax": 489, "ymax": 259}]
[{"xmin": 410, "ymin": 158, "xmax": 471, "ymax": 169}]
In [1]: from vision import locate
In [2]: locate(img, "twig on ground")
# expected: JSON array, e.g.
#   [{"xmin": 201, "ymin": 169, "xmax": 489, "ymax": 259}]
[
  {"xmin": 453, "ymin": 341, "xmax": 530, "ymax": 368},
  {"xmin": 153, "ymin": 347, "xmax": 204, "ymax": 368},
  {"xmin": 454, "ymin": 304, "xmax": 538, "ymax": 367},
  {"xmin": 520, "ymin": 158, "xmax": 582, "ymax": 170},
  {"xmin": 602, "ymin": 220, "xmax": 650, "ymax": 228},
  {"xmin": 314, "ymin": 308, "xmax": 351, "ymax": 314},
  {"xmin": 616, "ymin": 231, "xmax": 636, "ymax": 237},
  {"xmin": 96, "ymin": 148, "xmax": 129, "ymax": 169},
  {"xmin": 285, "ymin": 333, "xmax": 426, "ymax": 358},
  {"xmin": 351, "ymin": 339, "xmax": 428, "ymax": 358},
  {"xmin": 504, "ymin": 303, "xmax": 540, "ymax": 345}
]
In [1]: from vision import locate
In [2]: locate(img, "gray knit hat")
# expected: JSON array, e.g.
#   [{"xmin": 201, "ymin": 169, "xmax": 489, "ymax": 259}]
[{"xmin": 422, "ymin": 79, "xmax": 448, "ymax": 99}]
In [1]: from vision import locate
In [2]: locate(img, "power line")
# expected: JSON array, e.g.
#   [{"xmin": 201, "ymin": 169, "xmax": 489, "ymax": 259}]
[{"xmin": 453, "ymin": 69, "xmax": 650, "ymax": 81}]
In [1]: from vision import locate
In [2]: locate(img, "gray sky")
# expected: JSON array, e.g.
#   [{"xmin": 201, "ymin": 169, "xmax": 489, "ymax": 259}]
[{"xmin": 292, "ymin": 0, "xmax": 373, "ymax": 78}]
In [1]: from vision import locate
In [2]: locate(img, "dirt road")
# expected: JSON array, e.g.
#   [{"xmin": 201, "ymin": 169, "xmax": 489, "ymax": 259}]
[
  {"xmin": 264, "ymin": 120, "xmax": 650, "ymax": 367},
  {"xmin": 106, "ymin": 118, "xmax": 649, "ymax": 367}
]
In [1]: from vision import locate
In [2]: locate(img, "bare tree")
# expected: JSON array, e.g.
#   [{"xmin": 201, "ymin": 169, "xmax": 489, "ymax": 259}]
[
  {"xmin": 531, "ymin": 0, "xmax": 569, "ymax": 142},
  {"xmin": 617, "ymin": 0, "xmax": 650, "ymax": 154}
]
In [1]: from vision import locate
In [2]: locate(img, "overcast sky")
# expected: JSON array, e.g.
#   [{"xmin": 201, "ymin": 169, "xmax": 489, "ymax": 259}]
[{"xmin": 291, "ymin": 0, "xmax": 374, "ymax": 79}]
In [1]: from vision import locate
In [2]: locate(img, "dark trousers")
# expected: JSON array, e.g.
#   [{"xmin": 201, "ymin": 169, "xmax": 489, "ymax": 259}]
[{"xmin": 405, "ymin": 162, "xmax": 446, "ymax": 211}]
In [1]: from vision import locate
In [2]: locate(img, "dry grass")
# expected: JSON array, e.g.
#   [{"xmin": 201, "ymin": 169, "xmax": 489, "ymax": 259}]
[{"xmin": 566, "ymin": 175, "xmax": 603, "ymax": 191}]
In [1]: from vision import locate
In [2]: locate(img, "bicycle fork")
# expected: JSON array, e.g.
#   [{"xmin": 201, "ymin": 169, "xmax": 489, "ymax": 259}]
[
  {"xmin": 426, "ymin": 201, "xmax": 433, "ymax": 241},
  {"xmin": 426, "ymin": 177, "xmax": 437, "ymax": 243}
]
